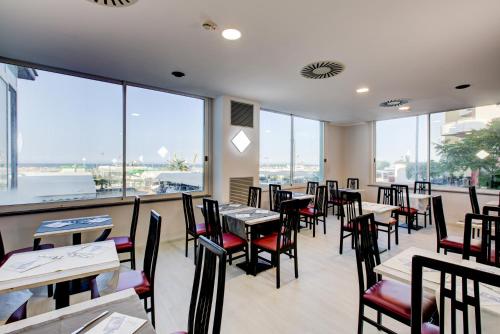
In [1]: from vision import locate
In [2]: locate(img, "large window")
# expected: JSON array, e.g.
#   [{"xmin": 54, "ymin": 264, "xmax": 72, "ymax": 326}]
[
  {"xmin": 375, "ymin": 115, "xmax": 428, "ymax": 183},
  {"xmin": 126, "ymin": 86, "xmax": 205, "ymax": 195},
  {"xmin": 0, "ymin": 61, "xmax": 207, "ymax": 206},
  {"xmin": 259, "ymin": 110, "xmax": 323, "ymax": 185},
  {"xmin": 375, "ymin": 105, "xmax": 500, "ymax": 190}
]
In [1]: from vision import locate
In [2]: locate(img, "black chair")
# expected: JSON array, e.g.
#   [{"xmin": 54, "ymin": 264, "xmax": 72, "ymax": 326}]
[
  {"xmin": 375, "ymin": 186, "xmax": 399, "ymax": 250},
  {"xmin": 252, "ymin": 199, "xmax": 306, "ymax": 288},
  {"xmin": 269, "ymin": 184, "xmax": 282, "ymax": 212},
  {"xmin": 247, "ymin": 186, "xmax": 262, "ymax": 208},
  {"xmin": 107, "ymin": 196, "xmax": 140, "ymax": 269},
  {"xmin": 411, "ymin": 255, "xmax": 500, "ymax": 334},
  {"xmin": 299, "ymin": 185, "xmax": 327, "ymax": 237},
  {"xmin": 173, "ymin": 236, "xmax": 227, "ymax": 334},
  {"xmin": 463, "ymin": 208, "xmax": 500, "ymax": 267},
  {"xmin": 182, "ymin": 193, "xmax": 206, "ymax": 264},
  {"xmin": 326, "ymin": 180, "xmax": 343, "ymax": 217},
  {"xmin": 391, "ymin": 184, "xmax": 418, "ymax": 234},
  {"xmin": 347, "ymin": 177, "xmax": 360, "ymax": 189},
  {"xmin": 306, "ymin": 181, "xmax": 319, "ymax": 196},
  {"xmin": 5, "ymin": 301, "xmax": 28, "ymax": 324},
  {"xmin": 353, "ymin": 214, "xmax": 436, "ymax": 334},
  {"xmin": 203, "ymin": 198, "xmax": 248, "ymax": 268},
  {"xmin": 469, "ymin": 186, "xmax": 480, "ymax": 214},
  {"xmin": 92, "ymin": 210, "xmax": 162, "ymax": 327},
  {"xmin": 339, "ymin": 191, "xmax": 362, "ymax": 254},
  {"xmin": 274, "ymin": 190, "xmax": 292, "ymax": 213},
  {"xmin": 414, "ymin": 181, "xmax": 432, "ymax": 227},
  {"xmin": 432, "ymin": 196, "xmax": 481, "ymax": 256}
]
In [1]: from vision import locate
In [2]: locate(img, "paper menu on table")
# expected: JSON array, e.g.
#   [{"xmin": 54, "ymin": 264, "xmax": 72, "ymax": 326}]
[
  {"xmin": 87, "ymin": 217, "xmax": 110, "ymax": 224},
  {"xmin": 45, "ymin": 222, "xmax": 74, "ymax": 228},
  {"xmin": 228, "ymin": 204, "xmax": 241, "ymax": 207},
  {"xmin": 5, "ymin": 256, "xmax": 60, "ymax": 273},
  {"xmin": 85, "ymin": 312, "xmax": 146, "ymax": 334},
  {"xmin": 235, "ymin": 214, "xmax": 251, "ymax": 218},
  {"xmin": 70, "ymin": 245, "xmax": 107, "ymax": 257},
  {"xmin": 255, "ymin": 210, "xmax": 269, "ymax": 214}
]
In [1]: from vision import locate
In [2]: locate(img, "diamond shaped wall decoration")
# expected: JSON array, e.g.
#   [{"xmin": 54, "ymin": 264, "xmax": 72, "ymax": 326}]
[{"xmin": 232, "ymin": 130, "xmax": 251, "ymax": 152}]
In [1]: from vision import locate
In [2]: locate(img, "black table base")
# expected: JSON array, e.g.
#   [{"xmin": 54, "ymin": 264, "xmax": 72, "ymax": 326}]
[{"xmin": 399, "ymin": 223, "xmax": 424, "ymax": 231}]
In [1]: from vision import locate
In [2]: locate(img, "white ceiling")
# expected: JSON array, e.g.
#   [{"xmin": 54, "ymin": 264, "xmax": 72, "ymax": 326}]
[{"xmin": 1, "ymin": 0, "xmax": 500, "ymax": 123}]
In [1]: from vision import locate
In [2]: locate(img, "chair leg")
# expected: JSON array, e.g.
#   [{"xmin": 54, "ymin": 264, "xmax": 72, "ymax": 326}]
[
  {"xmin": 185, "ymin": 232, "xmax": 188, "ymax": 258},
  {"xmin": 251, "ymin": 245, "xmax": 258, "ymax": 275},
  {"xmin": 193, "ymin": 238, "xmax": 198, "ymax": 265},
  {"xmin": 47, "ymin": 284, "xmax": 53, "ymax": 298},
  {"xmin": 131, "ymin": 248, "xmax": 136, "ymax": 270},
  {"xmin": 339, "ymin": 227, "xmax": 344, "ymax": 254},
  {"xmin": 407, "ymin": 215, "xmax": 411, "ymax": 234},
  {"xmin": 323, "ymin": 217, "xmax": 326, "ymax": 235},
  {"xmin": 245, "ymin": 246, "xmax": 249, "ymax": 275},
  {"xmin": 229, "ymin": 253, "xmax": 233, "ymax": 265},
  {"xmin": 357, "ymin": 303, "xmax": 364, "ymax": 334},
  {"xmin": 387, "ymin": 226, "xmax": 391, "ymax": 250},
  {"xmin": 312, "ymin": 217, "xmax": 316, "ymax": 238},
  {"xmin": 377, "ymin": 311, "xmax": 382, "ymax": 326},
  {"xmin": 150, "ymin": 296, "xmax": 155, "ymax": 328},
  {"xmin": 294, "ymin": 246, "xmax": 299, "ymax": 279},
  {"xmin": 276, "ymin": 253, "xmax": 280, "ymax": 289},
  {"xmin": 395, "ymin": 222, "xmax": 399, "ymax": 245}
]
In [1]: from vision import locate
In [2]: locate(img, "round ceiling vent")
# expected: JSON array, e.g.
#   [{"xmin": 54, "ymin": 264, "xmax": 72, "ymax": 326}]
[
  {"xmin": 300, "ymin": 61, "xmax": 345, "ymax": 79},
  {"xmin": 379, "ymin": 99, "xmax": 409, "ymax": 108},
  {"xmin": 86, "ymin": 0, "xmax": 138, "ymax": 7}
]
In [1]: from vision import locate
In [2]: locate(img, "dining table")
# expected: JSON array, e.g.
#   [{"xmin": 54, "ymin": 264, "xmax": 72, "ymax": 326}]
[
  {"xmin": 0, "ymin": 240, "xmax": 120, "ymax": 309},
  {"xmin": 0, "ymin": 289, "xmax": 155, "ymax": 334},
  {"xmin": 33, "ymin": 215, "xmax": 113, "ymax": 247},
  {"xmin": 374, "ymin": 247, "xmax": 500, "ymax": 333}
]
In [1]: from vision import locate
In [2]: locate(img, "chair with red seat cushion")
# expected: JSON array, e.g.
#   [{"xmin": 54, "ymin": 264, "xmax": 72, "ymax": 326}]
[
  {"xmin": 433, "ymin": 196, "xmax": 481, "ymax": 256},
  {"xmin": 411, "ymin": 255, "xmax": 500, "ymax": 334},
  {"xmin": 391, "ymin": 184, "xmax": 419, "ymax": 234},
  {"xmin": 339, "ymin": 191, "xmax": 363, "ymax": 254},
  {"xmin": 107, "ymin": 196, "xmax": 140, "ymax": 269},
  {"xmin": 268, "ymin": 184, "xmax": 282, "ymax": 212},
  {"xmin": 375, "ymin": 186, "xmax": 399, "ymax": 250},
  {"xmin": 172, "ymin": 236, "xmax": 227, "ymax": 334},
  {"xmin": 353, "ymin": 214, "xmax": 436, "ymax": 333},
  {"xmin": 326, "ymin": 180, "xmax": 342, "ymax": 217},
  {"xmin": 252, "ymin": 198, "xmax": 308, "ymax": 288},
  {"xmin": 299, "ymin": 185, "xmax": 327, "ymax": 237},
  {"xmin": 247, "ymin": 186, "xmax": 262, "ymax": 208},
  {"xmin": 182, "ymin": 193, "xmax": 207, "ymax": 264},
  {"xmin": 463, "ymin": 209, "xmax": 500, "ymax": 267},
  {"xmin": 92, "ymin": 210, "xmax": 161, "ymax": 328},
  {"xmin": 347, "ymin": 177, "xmax": 360, "ymax": 190},
  {"xmin": 414, "ymin": 181, "xmax": 432, "ymax": 227},
  {"xmin": 203, "ymin": 198, "xmax": 248, "ymax": 269}
]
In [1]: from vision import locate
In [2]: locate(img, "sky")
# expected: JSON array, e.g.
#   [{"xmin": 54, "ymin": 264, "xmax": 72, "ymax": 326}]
[{"xmin": 16, "ymin": 68, "xmax": 204, "ymax": 164}]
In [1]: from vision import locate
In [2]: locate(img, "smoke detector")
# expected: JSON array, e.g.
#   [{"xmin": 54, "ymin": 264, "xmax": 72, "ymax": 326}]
[
  {"xmin": 202, "ymin": 20, "xmax": 218, "ymax": 31},
  {"xmin": 86, "ymin": 0, "xmax": 138, "ymax": 7},
  {"xmin": 300, "ymin": 61, "xmax": 344, "ymax": 79}
]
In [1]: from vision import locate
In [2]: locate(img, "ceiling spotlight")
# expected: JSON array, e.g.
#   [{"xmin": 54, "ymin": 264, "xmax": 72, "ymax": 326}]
[
  {"xmin": 356, "ymin": 87, "xmax": 370, "ymax": 94},
  {"xmin": 171, "ymin": 71, "xmax": 185, "ymax": 78},
  {"xmin": 222, "ymin": 29, "xmax": 242, "ymax": 40},
  {"xmin": 398, "ymin": 106, "xmax": 411, "ymax": 111},
  {"xmin": 455, "ymin": 84, "xmax": 471, "ymax": 90}
]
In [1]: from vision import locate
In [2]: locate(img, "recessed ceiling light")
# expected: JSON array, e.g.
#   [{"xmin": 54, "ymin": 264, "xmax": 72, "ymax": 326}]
[
  {"xmin": 455, "ymin": 84, "xmax": 471, "ymax": 90},
  {"xmin": 171, "ymin": 71, "xmax": 185, "ymax": 78},
  {"xmin": 398, "ymin": 106, "xmax": 411, "ymax": 111},
  {"xmin": 222, "ymin": 29, "xmax": 241, "ymax": 40},
  {"xmin": 356, "ymin": 87, "xmax": 370, "ymax": 94}
]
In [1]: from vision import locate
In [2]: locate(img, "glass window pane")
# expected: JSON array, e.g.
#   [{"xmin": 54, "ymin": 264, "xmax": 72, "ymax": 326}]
[
  {"xmin": 293, "ymin": 116, "xmax": 323, "ymax": 183},
  {"xmin": 259, "ymin": 110, "xmax": 291, "ymax": 185},
  {"xmin": 376, "ymin": 115, "xmax": 428, "ymax": 184},
  {"xmin": 430, "ymin": 105, "xmax": 500, "ymax": 189},
  {"xmin": 0, "ymin": 63, "xmax": 123, "ymax": 205},
  {"xmin": 126, "ymin": 86, "xmax": 205, "ymax": 195},
  {"xmin": 0, "ymin": 78, "xmax": 7, "ymax": 190}
]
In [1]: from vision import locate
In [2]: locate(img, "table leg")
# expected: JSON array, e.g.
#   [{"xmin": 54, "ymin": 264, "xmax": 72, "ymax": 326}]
[
  {"xmin": 33, "ymin": 238, "xmax": 41, "ymax": 250},
  {"xmin": 73, "ymin": 233, "xmax": 82, "ymax": 245},
  {"xmin": 54, "ymin": 281, "xmax": 70, "ymax": 309},
  {"xmin": 236, "ymin": 224, "xmax": 274, "ymax": 276}
]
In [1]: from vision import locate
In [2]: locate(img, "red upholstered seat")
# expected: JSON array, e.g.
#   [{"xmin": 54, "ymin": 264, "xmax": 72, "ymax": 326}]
[
  {"xmin": 117, "ymin": 270, "xmax": 151, "ymax": 296},
  {"xmin": 252, "ymin": 234, "xmax": 291, "ymax": 252},
  {"xmin": 195, "ymin": 223, "xmax": 206, "ymax": 235},
  {"xmin": 222, "ymin": 233, "xmax": 246, "ymax": 250},
  {"xmin": 440, "ymin": 235, "xmax": 481, "ymax": 254},
  {"xmin": 299, "ymin": 207, "xmax": 318, "ymax": 217},
  {"xmin": 363, "ymin": 280, "xmax": 436, "ymax": 321},
  {"xmin": 329, "ymin": 198, "xmax": 346, "ymax": 205},
  {"xmin": 108, "ymin": 236, "xmax": 133, "ymax": 252},
  {"xmin": 421, "ymin": 323, "xmax": 440, "ymax": 334},
  {"xmin": 396, "ymin": 207, "xmax": 418, "ymax": 215},
  {"xmin": 1, "ymin": 244, "xmax": 54, "ymax": 267}
]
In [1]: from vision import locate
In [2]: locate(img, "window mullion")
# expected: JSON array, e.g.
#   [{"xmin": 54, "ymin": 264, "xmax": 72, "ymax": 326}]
[
  {"xmin": 122, "ymin": 83, "xmax": 127, "ymax": 199},
  {"xmin": 290, "ymin": 115, "xmax": 294, "ymax": 186}
]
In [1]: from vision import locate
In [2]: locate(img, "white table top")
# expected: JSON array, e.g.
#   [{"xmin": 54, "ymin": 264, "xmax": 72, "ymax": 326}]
[
  {"xmin": 225, "ymin": 210, "xmax": 281, "ymax": 226},
  {"xmin": 0, "ymin": 289, "xmax": 155, "ymax": 334},
  {"xmin": 409, "ymin": 193, "xmax": 433, "ymax": 200},
  {"xmin": 0, "ymin": 241, "xmax": 119, "ymax": 294},
  {"xmin": 291, "ymin": 192, "xmax": 315, "ymax": 200},
  {"xmin": 362, "ymin": 202, "xmax": 399, "ymax": 214},
  {"xmin": 339, "ymin": 188, "xmax": 365, "ymax": 193},
  {"xmin": 34, "ymin": 216, "xmax": 113, "ymax": 238}
]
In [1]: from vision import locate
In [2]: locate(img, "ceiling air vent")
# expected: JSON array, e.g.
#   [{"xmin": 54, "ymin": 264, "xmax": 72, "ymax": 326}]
[
  {"xmin": 231, "ymin": 101, "xmax": 254, "ymax": 128},
  {"xmin": 86, "ymin": 0, "xmax": 138, "ymax": 7},
  {"xmin": 300, "ymin": 61, "xmax": 344, "ymax": 79},
  {"xmin": 379, "ymin": 99, "xmax": 409, "ymax": 108}
]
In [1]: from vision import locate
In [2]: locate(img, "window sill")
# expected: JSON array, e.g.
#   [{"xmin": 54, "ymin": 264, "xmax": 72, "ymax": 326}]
[{"xmin": 368, "ymin": 183, "xmax": 499, "ymax": 196}]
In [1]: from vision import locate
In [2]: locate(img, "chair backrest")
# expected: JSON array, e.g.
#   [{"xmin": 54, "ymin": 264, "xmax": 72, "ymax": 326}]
[
  {"xmin": 432, "ymin": 195, "xmax": 448, "ymax": 242},
  {"xmin": 391, "ymin": 184, "xmax": 411, "ymax": 210},
  {"xmin": 247, "ymin": 186, "xmax": 262, "ymax": 208},
  {"xmin": 277, "ymin": 199, "xmax": 304, "ymax": 251},
  {"xmin": 268, "ymin": 184, "xmax": 282, "ymax": 212},
  {"xmin": 411, "ymin": 255, "xmax": 500, "ymax": 334},
  {"xmin": 463, "ymin": 210, "xmax": 500, "ymax": 267},
  {"xmin": 340, "ymin": 191, "xmax": 363, "ymax": 224},
  {"xmin": 352, "ymin": 213, "xmax": 380, "ymax": 296},
  {"xmin": 143, "ymin": 210, "xmax": 162, "ymax": 291},
  {"xmin": 326, "ymin": 180, "xmax": 339, "ymax": 202},
  {"xmin": 203, "ymin": 198, "xmax": 224, "ymax": 247},
  {"xmin": 347, "ymin": 178, "xmax": 359, "ymax": 189},
  {"xmin": 306, "ymin": 181, "xmax": 319, "ymax": 195},
  {"xmin": 188, "ymin": 236, "xmax": 227, "ymax": 334},
  {"xmin": 313, "ymin": 185, "xmax": 327, "ymax": 215},
  {"xmin": 377, "ymin": 186, "xmax": 395, "ymax": 205},
  {"xmin": 182, "ymin": 193, "xmax": 197, "ymax": 235},
  {"xmin": 468, "ymin": 186, "xmax": 480, "ymax": 214},
  {"xmin": 129, "ymin": 196, "xmax": 141, "ymax": 243},
  {"xmin": 274, "ymin": 190, "xmax": 292, "ymax": 213},
  {"xmin": 414, "ymin": 181, "xmax": 431, "ymax": 195},
  {"xmin": 0, "ymin": 231, "xmax": 5, "ymax": 260}
]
